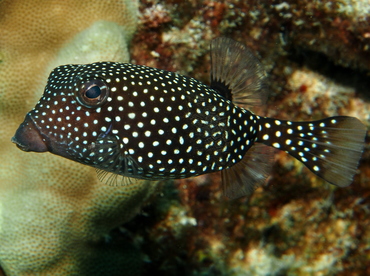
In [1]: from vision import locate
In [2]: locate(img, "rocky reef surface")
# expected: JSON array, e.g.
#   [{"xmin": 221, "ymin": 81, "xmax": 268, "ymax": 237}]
[{"xmin": 127, "ymin": 0, "xmax": 370, "ymax": 275}]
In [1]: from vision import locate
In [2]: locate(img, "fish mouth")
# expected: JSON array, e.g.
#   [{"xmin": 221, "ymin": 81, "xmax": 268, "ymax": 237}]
[{"xmin": 11, "ymin": 114, "xmax": 48, "ymax": 152}]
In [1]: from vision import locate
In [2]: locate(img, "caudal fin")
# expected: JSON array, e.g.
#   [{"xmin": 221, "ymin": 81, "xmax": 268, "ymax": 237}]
[{"xmin": 257, "ymin": 116, "xmax": 367, "ymax": 187}]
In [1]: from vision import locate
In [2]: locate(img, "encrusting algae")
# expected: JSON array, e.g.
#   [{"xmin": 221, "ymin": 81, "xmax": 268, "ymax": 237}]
[{"xmin": 0, "ymin": 0, "xmax": 160, "ymax": 275}]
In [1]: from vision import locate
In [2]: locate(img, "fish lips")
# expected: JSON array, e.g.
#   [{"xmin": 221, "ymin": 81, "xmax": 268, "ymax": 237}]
[{"xmin": 11, "ymin": 114, "xmax": 48, "ymax": 153}]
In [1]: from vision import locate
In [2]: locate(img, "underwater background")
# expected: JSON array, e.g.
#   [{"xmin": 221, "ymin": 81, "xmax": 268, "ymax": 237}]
[{"xmin": 0, "ymin": 0, "xmax": 369, "ymax": 275}]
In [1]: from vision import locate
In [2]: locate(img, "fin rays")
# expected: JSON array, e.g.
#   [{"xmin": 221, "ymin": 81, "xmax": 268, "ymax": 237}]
[
  {"xmin": 96, "ymin": 169, "xmax": 139, "ymax": 187},
  {"xmin": 210, "ymin": 37, "xmax": 268, "ymax": 109},
  {"xmin": 93, "ymin": 133, "xmax": 142, "ymax": 186},
  {"xmin": 259, "ymin": 116, "xmax": 366, "ymax": 187},
  {"xmin": 221, "ymin": 144, "xmax": 274, "ymax": 199}
]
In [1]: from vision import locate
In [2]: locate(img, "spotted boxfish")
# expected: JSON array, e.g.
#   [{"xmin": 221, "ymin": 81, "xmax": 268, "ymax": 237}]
[{"xmin": 12, "ymin": 37, "xmax": 367, "ymax": 199}]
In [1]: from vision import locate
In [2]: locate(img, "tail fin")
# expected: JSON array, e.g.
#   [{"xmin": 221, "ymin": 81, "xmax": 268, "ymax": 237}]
[{"xmin": 257, "ymin": 116, "xmax": 367, "ymax": 187}]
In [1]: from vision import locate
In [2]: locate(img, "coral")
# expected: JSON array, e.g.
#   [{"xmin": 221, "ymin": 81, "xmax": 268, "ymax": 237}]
[
  {"xmin": 0, "ymin": 0, "xmax": 161, "ymax": 275},
  {"xmin": 269, "ymin": 0, "xmax": 370, "ymax": 71},
  {"xmin": 274, "ymin": 68, "xmax": 369, "ymax": 121},
  {"xmin": 124, "ymin": 0, "xmax": 370, "ymax": 275}
]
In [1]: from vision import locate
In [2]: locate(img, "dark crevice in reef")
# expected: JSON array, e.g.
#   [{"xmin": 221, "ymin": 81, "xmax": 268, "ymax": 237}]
[{"xmin": 287, "ymin": 47, "xmax": 370, "ymax": 99}]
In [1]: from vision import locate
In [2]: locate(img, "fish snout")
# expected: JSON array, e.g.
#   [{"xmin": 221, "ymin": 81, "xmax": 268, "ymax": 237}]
[{"xmin": 11, "ymin": 114, "xmax": 48, "ymax": 152}]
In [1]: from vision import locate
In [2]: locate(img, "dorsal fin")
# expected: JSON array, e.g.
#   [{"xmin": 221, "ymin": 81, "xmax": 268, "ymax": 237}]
[{"xmin": 210, "ymin": 37, "xmax": 268, "ymax": 109}]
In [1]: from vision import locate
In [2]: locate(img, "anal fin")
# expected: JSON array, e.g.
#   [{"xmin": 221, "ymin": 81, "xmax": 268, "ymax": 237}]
[{"xmin": 221, "ymin": 144, "xmax": 274, "ymax": 199}]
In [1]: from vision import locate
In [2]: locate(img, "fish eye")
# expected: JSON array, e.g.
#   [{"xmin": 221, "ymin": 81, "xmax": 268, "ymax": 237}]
[
  {"xmin": 76, "ymin": 79, "xmax": 109, "ymax": 108},
  {"xmin": 86, "ymin": 85, "xmax": 102, "ymax": 99}
]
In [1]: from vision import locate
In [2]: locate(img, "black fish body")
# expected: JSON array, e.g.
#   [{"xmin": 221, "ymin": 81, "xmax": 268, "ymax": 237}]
[
  {"xmin": 13, "ymin": 62, "xmax": 260, "ymax": 181},
  {"xmin": 12, "ymin": 37, "xmax": 367, "ymax": 199}
]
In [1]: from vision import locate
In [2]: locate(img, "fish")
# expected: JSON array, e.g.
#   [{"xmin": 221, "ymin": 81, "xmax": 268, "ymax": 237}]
[{"xmin": 12, "ymin": 37, "xmax": 367, "ymax": 199}]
